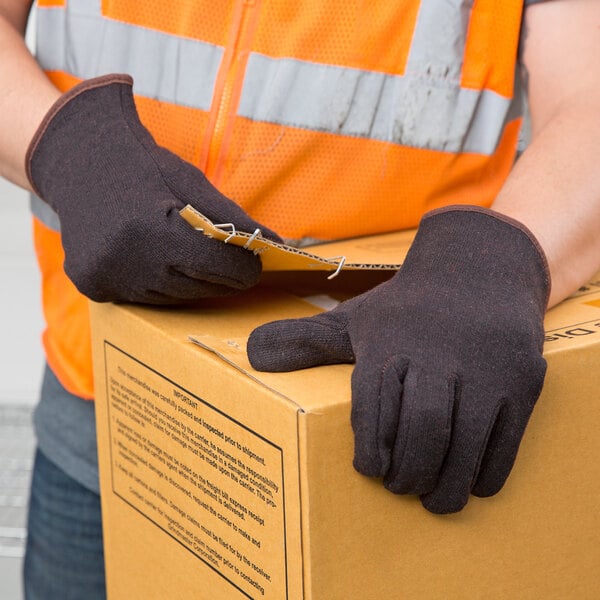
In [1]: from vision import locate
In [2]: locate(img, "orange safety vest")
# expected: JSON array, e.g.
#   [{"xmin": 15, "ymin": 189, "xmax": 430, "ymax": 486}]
[{"xmin": 33, "ymin": 0, "xmax": 525, "ymax": 399}]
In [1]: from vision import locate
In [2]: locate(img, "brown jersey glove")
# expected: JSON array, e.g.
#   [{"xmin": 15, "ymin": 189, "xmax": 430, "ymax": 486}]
[
  {"xmin": 247, "ymin": 207, "xmax": 550, "ymax": 514},
  {"xmin": 26, "ymin": 74, "xmax": 280, "ymax": 304}
]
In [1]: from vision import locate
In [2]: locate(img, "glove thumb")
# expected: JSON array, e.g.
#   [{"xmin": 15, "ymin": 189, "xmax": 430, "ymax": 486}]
[{"xmin": 247, "ymin": 311, "xmax": 354, "ymax": 372}]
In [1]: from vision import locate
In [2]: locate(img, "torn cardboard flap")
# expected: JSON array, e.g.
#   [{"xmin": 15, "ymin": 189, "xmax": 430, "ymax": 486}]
[
  {"xmin": 187, "ymin": 334, "xmax": 253, "ymax": 379},
  {"xmin": 179, "ymin": 204, "xmax": 409, "ymax": 277},
  {"xmin": 186, "ymin": 334, "xmax": 305, "ymax": 407}
]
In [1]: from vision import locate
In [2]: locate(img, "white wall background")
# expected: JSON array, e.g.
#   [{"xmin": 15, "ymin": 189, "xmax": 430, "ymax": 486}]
[{"xmin": 0, "ymin": 8, "xmax": 43, "ymax": 600}]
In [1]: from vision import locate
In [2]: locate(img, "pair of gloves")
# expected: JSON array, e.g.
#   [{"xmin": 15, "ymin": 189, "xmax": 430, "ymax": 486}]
[{"xmin": 27, "ymin": 75, "xmax": 550, "ymax": 514}]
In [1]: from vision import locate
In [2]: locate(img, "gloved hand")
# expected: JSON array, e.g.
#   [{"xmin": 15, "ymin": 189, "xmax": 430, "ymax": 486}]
[
  {"xmin": 247, "ymin": 207, "xmax": 550, "ymax": 514},
  {"xmin": 26, "ymin": 74, "xmax": 280, "ymax": 304}
]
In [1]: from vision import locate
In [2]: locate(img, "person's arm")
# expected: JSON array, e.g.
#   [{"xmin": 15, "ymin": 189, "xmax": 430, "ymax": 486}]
[
  {"xmin": 0, "ymin": 0, "xmax": 61, "ymax": 189},
  {"xmin": 493, "ymin": 0, "xmax": 600, "ymax": 307},
  {"xmin": 2, "ymin": 1, "xmax": 281, "ymax": 304}
]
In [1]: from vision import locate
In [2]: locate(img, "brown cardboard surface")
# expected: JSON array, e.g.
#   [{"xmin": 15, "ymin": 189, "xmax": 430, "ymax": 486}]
[
  {"xmin": 92, "ymin": 295, "xmax": 310, "ymax": 600},
  {"xmin": 544, "ymin": 276, "xmax": 600, "ymax": 352},
  {"xmin": 91, "ymin": 269, "xmax": 600, "ymax": 599}
]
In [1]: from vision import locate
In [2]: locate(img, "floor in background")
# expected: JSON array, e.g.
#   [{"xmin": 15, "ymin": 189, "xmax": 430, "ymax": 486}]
[
  {"xmin": 0, "ymin": 178, "xmax": 44, "ymax": 600},
  {"xmin": 0, "ymin": 404, "xmax": 35, "ymax": 599}
]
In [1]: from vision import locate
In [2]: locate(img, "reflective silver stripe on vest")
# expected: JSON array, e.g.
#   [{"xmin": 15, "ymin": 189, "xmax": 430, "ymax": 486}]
[
  {"xmin": 34, "ymin": 0, "xmax": 522, "ymax": 230},
  {"xmin": 239, "ymin": 0, "xmax": 520, "ymax": 154},
  {"xmin": 36, "ymin": 0, "xmax": 520, "ymax": 150},
  {"xmin": 239, "ymin": 56, "xmax": 519, "ymax": 155},
  {"xmin": 30, "ymin": 194, "xmax": 61, "ymax": 232},
  {"xmin": 35, "ymin": 2, "xmax": 222, "ymax": 110}
]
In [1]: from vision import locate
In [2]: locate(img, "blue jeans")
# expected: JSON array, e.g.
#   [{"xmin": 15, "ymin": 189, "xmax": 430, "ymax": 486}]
[{"xmin": 23, "ymin": 448, "xmax": 106, "ymax": 600}]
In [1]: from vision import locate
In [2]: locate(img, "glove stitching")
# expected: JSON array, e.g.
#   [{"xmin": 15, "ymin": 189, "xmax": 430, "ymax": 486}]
[
  {"xmin": 377, "ymin": 355, "xmax": 408, "ymax": 477},
  {"xmin": 115, "ymin": 84, "xmax": 179, "ymax": 204},
  {"xmin": 470, "ymin": 399, "xmax": 504, "ymax": 490},
  {"xmin": 418, "ymin": 374, "xmax": 461, "ymax": 506},
  {"xmin": 118, "ymin": 99, "xmax": 196, "ymax": 209},
  {"xmin": 437, "ymin": 373, "xmax": 458, "ymax": 476},
  {"xmin": 388, "ymin": 367, "xmax": 456, "ymax": 494}
]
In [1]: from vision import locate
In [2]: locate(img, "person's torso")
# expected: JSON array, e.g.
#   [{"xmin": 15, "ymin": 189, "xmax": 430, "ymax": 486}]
[
  {"xmin": 34, "ymin": 0, "xmax": 525, "ymax": 243},
  {"xmin": 31, "ymin": 0, "xmax": 526, "ymax": 398}
]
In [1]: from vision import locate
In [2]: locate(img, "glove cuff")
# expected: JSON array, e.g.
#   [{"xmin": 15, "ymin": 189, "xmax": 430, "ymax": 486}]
[
  {"xmin": 421, "ymin": 205, "xmax": 551, "ymax": 309},
  {"xmin": 25, "ymin": 74, "xmax": 134, "ymax": 198}
]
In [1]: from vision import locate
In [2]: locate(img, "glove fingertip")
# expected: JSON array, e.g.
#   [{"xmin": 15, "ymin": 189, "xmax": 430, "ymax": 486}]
[
  {"xmin": 471, "ymin": 469, "xmax": 508, "ymax": 498},
  {"xmin": 419, "ymin": 491, "xmax": 469, "ymax": 515},
  {"xmin": 247, "ymin": 321, "xmax": 314, "ymax": 371},
  {"xmin": 352, "ymin": 454, "xmax": 384, "ymax": 479},
  {"xmin": 247, "ymin": 324, "xmax": 282, "ymax": 371}
]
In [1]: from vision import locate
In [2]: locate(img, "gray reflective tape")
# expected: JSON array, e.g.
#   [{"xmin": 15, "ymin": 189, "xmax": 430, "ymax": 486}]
[
  {"xmin": 406, "ymin": 0, "xmax": 474, "ymax": 80},
  {"xmin": 30, "ymin": 194, "xmax": 60, "ymax": 232},
  {"xmin": 239, "ymin": 55, "xmax": 517, "ymax": 155},
  {"xmin": 239, "ymin": 0, "xmax": 519, "ymax": 154},
  {"xmin": 35, "ymin": 0, "xmax": 520, "ymax": 157},
  {"xmin": 36, "ymin": 4, "xmax": 221, "ymax": 109}
]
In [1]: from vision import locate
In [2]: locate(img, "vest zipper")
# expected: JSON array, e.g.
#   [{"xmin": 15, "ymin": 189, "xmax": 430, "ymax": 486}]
[{"xmin": 200, "ymin": 0, "xmax": 260, "ymax": 185}]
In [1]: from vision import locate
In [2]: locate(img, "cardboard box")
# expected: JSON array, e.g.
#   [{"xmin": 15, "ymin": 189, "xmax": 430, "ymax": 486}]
[{"xmin": 91, "ymin": 244, "xmax": 600, "ymax": 599}]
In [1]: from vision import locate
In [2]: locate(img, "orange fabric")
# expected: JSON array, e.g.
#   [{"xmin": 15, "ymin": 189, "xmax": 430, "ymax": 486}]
[
  {"xmin": 37, "ymin": 0, "xmax": 65, "ymax": 7},
  {"xmin": 462, "ymin": 0, "xmax": 523, "ymax": 97},
  {"xmin": 35, "ymin": 2, "xmax": 524, "ymax": 398},
  {"xmin": 221, "ymin": 117, "xmax": 522, "ymax": 239},
  {"xmin": 200, "ymin": 0, "xmax": 262, "ymax": 180},
  {"xmin": 32, "ymin": 218, "xmax": 94, "ymax": 399},
  {"xmin": 45, "ymin": 70, "xmax": 81, "ymax": 91},
  {"xmin": 252, "ymin": 1, "xmax": 419, "ymax": 74},
  {"xmin": 101, "ymin": 0, "xmax": 234, "ymax": 46},
  {"xmin": 100, "ymin": 1, "xmax": 420, "ymax": 74},
  {"xmin": 134, "ymin": 97, "xmax": 210, "ymax": 164}
]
